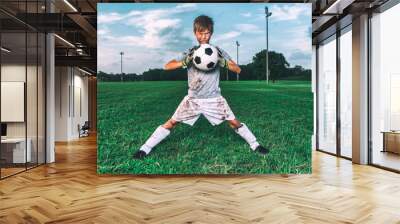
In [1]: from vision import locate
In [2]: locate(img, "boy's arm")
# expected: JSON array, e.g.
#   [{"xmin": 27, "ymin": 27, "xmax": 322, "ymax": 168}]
[
  {"xmin": 216, "ymin": 46, "xmax": 241, "ymax": 74},
  {"xmin": 164, "ymin": 46, "xmax": 199, "ymax": 70},
  {"xmin": 219, "ymin": 58, "xmax": 241, "ymax": 74},
  {"xmin": 227, "ymin": 60, "xmax": 241, "ymax": 74},
  {"xmin": 164, "ymin": 60, "xmax": 184, "ymax": 70}
]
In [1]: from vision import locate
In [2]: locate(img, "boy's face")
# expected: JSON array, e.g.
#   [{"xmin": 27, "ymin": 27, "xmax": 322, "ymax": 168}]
[{"xmin": 194, "ymin": 29, "xmax": 212, "ymax": 44}]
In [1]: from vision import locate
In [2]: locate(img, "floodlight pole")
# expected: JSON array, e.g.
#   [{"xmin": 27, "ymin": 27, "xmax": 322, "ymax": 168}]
[
  {"xmin": 236, "ymin": 41, "xmax": 240, "ymax": 81},
  {"xmin": 265, "ymin": 6, "xmax": 272, "ymax": 84},
  {"xmin": 120, "ymin": 51, "xmax": 124, "ymax": 82},
  {"xmin": 226, "ymin": 66, "xmax": 229, "ymax": 81}
]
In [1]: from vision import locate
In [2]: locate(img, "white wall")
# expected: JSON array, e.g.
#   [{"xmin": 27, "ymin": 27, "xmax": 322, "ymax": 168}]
[
  {"xmin": 1, "ymin": 64, "xmax": 41, "ymax": 138},
  {"xmin": 1, "ymin": 63, "xmax": 46, "ymax": 164},
  {"xmin": 1, "ymin": 82, "xmax": 25, "ymax": 122},
  {"xmin": 72, "ymin": 72, "xmax": 89, "ymax": 138},
  {"xmin": 55, "ymin": 66, "xmax": 69, "ymax": 141},
  {"xmin": 55, "ymin": 66, "xmax": 89, "ymax": 141},
  {"xmin": 1, "ymin": 65, "xmax": 26, "ymax": 140},
  {"xmin": 1, "ymin": 64, "xmax": 26, "ymax": 82},
  {"xmin": 1, "ymin": 65, "xmax": 25, "ymax": 128}
]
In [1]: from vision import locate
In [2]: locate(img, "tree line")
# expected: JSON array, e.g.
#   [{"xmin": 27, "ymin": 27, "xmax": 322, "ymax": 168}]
[{"xmin": 98, "ymin": 50, "xmax": 311, "ymax": 82}]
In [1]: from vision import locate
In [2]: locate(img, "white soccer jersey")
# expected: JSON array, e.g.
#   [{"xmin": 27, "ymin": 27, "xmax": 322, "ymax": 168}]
[
  {"xmin": 179, "ymin": 45, "xmax": 232, "ymax": 99},
  {"xmin": 172, "ymin": 45, "xmax": 235, "ymax": 126}
]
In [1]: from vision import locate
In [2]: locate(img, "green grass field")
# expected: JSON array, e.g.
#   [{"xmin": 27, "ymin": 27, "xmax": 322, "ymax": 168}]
[{"xmin": 97, "ymin": 80, "xmax": 313, "ymax": 174}]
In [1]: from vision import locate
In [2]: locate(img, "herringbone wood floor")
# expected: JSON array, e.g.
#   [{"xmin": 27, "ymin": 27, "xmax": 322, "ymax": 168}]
[{"xmin": 1, "ymin": 134, "xmax": 400, "ymax": 224}]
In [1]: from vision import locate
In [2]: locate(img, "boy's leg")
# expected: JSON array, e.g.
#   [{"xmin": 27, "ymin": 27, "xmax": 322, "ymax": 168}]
[
  {"xmin": 133, "ymin": 119, "xmax": 178, "ymax": 159},
  {"xmin": 134, "ymin": 95, "xmax": 201, "ymax": 159},
  {"xmin": 162, "ymin": 119, "xmax": 179, "ymax": 129},
  {"xmin": 228, "ymin": 119, "xmax": 269, "ymax": 154},
  {"xmin": 196, "ymin": 96, "xmax": 268, "ymax": 154}
]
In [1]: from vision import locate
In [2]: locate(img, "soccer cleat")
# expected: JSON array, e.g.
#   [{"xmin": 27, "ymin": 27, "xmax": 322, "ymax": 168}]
[
  {"xmin": 255, "ymin": 145, "xmax": 269, "ymax": 155},
  {"xmin": 133, "ymin": 150, "xmax": 148, "ymax": 159}
]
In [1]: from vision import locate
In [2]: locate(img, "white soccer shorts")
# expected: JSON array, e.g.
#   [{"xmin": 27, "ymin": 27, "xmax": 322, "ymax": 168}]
[{"xmin": 171, "ymin": 95, "xmax": 236, "ymax": 126}]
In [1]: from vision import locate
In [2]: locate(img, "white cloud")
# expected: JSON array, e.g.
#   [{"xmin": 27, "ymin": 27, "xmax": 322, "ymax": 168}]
[
  {"xmin": 248, "ymin": 5, "xmax": 311, "ymax": 68},
  {"xmin": 176, "ymin": 3, "xmax": 197, "ymax": 10},
  {"xmin": 284, "ymin": 38, "xmax": 311, "ymax": 55},
  {"xmin": 98, "ymin": 12, "xmax": 124, "ymax": 24},
  {"xmin": 98, "ymin": 4, "xmax": 198, "ymax": 73},
  {"xmin": 127, "ymin": 10, "xmax": 143, "ymax": 17},
  {"xmin": 282, "ymin": 26, "xmax": 311, "ymax": 52},
  {"xmin": 122, "ymin": 9, "xmax": 182, "ymax": 49},
  {"xmin": 98, "ymin": 40, "xmax": 183, "ymax": 74},
  {"xmin": 97, "ymin": 28, "xmax": 109, "ymax": 35},
  {"xmin": 269, "ymin": 4, "xmax": 309, "ymax": 22},
  {"xmin": 235, "ymin": 24, "xmax": 262, "ymax": 33},
  {"xmin": 213, "ymin": 31, "xmax": 241, "ymax": 43},
  {"xmin": 99, "ymin": 4, "xmax": 195, "ymax": 50},
  {"xmin": 240, "ymin": 12, "xmax": 252, "ymax": 18},
  {"xmin": 98, "ymin": 3, "xmax": 195, "ymax": 25},
  {"xmin": 98, "ymin": 10, "xmax": 144, "ymax": 24},
  {"xmin": 269, "ymin": 24, "xmax": 311, "ymax": 68},
  {"xmin": 126, "ymin": 11, "xmax": 181, "ymax": 31}
]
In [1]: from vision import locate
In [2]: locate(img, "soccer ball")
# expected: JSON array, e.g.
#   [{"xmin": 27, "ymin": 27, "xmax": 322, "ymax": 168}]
[{"xmin": 192, "ymin": 44, "xmax": 219, "ymax": 72}]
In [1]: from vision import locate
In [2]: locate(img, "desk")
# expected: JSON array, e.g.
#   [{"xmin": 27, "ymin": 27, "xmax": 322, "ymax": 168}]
[
  {"xmin": 381, "ymin": 131, "xmax": 400, "ymax": 154},
  {"xmin": 1, "ymin": 138, "xmax": 31, "ymax": 163}
]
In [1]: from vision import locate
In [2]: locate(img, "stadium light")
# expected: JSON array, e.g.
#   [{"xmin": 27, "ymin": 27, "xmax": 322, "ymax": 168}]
[
  {"xmin": 265, "ymin": 6, "xmax": 272, "ymax": 84},
  {"xmin": 120, "ymin": 52, "xmax": 124, "ymax": 82},
  {"xmin": 236, "ymin": 40, "xmax": 240, "ymax": 81}
]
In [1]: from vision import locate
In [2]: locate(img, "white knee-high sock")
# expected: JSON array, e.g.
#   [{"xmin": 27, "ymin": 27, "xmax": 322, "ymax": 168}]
[
  {"xmin": 235, "ymin": 123, "xmax": 260, "ymax": 150},
  {"xmin": 140, "ymin": 126, "xmax": 170, "ymax": 154}
]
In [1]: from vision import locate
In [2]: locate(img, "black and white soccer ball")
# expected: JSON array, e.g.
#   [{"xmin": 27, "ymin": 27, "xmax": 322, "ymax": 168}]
[{"xmin": 192, "ymin": 44, "xmax": 219, "ymax": 72}]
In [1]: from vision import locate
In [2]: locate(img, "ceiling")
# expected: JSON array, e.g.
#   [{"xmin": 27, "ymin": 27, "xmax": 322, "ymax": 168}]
[
  {"xmin": 0, "ymin": 0, "xmax": 98, "ymax": 73},
  {"xmin": 310, "ymin": 0, "xmax": 389, "ymax": 43}
]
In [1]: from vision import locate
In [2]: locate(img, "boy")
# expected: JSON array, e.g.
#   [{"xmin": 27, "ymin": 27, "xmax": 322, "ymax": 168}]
[{"xmin": 133, "ymin": 15, "xmax": 269, "ymax": 159}]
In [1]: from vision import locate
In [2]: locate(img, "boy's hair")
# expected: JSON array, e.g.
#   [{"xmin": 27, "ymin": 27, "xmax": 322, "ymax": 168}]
[{"xmin": 193, "ymin": 15, "xmax": 214, "ymax": 34}]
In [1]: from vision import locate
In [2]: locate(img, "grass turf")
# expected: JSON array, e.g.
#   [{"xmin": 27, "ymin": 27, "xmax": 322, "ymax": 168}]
[{"xmin": 97, "ymin": 80, "xmax": 313, "ymax": 174}]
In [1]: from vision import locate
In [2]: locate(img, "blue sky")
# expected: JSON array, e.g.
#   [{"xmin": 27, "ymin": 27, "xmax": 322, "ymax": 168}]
[{"xmin": 98, "ymin": 3, "xmax": 311, "ymax": 74}]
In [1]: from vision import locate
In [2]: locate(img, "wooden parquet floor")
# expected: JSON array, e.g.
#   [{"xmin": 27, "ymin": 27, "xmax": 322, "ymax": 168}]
[{"xmin": 1, "ymin": 134, "xmax": 400, "ymax": 223}]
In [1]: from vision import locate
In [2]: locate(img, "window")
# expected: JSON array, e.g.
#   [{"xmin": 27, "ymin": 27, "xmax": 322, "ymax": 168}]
[
  {"xmin": 370, "ymin": 3, "xmax": 400, "ymax": 171},
  {"xmin": 0, "ymin": 1, "xmax": 46, "ymax": 179},
  {"xmin": 339, "ymin": 27, "xmax": 352, "ymax": 158},
  {"xmin": 317, "ymin": 35, "xmax": 337, "ymax": 154}
]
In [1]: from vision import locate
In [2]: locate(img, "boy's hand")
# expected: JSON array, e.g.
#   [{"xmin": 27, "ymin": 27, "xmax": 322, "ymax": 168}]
[
  {"xmin": 216, "ymin": 46, "xmax": 228, "ymax": 68},
  {"xmin": 182, "ymin": 45, "xmax": 200, "ymax": 68},
  {"xmin": 218, "ymin": 57, "xmax": 228, "ymax": 68},
  {"xmin": 216, "ymin": 46, "xmax": 223, "ymax": 58},
  {"xmin": 182, "ymin": 55, "xmax": 192, "ymax": 68}
]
